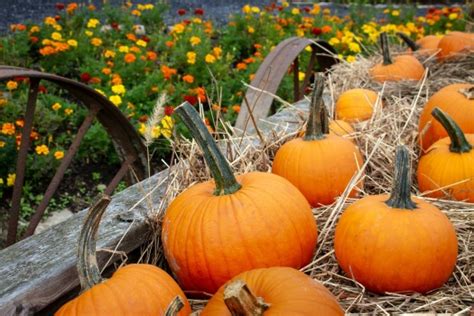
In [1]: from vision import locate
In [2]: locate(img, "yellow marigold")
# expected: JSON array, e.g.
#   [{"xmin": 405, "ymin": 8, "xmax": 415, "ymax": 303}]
[
  {"xmin": 138, "ymin": 123, "xmax": 146, "ymax": 135},
  {"xmin": 6, "ymin": 81, "xmax": 18, "ymax": 90},
  {"xmin": 161, "ymin": 116, "xmax": 173, "ymax": 138},
  {"xmin": 0, "ymin": 98, "xmax": 7, "ymax": 107},
  {"xmin": 7, "ymin": 173, "xmax": 16, "ymax": 187},
  {"xmin": 51, "ymin": 102, "xmax": 61, "ymax": 111},
  {"xmin": 323, "ymin": 8, "xmax": 330, "ymax": 15},
  {"xmin": 1, "ymin": 122, "xmax": 15, "ymax": 135},
  {"xmin": 111, "ymin": 84, "xmax": 126, "ymax": 95},
  {"xmin": 182, "ymin": 74, "xmax": 194, "ymax": 83},
  {"xmin": 172, "ymin": 23, "xmax": 185, "ymax": 34},
  {"xmin": 346, "ymin": 55, "xmax": 357, "ymax": 63},
  {"xmin": 54, "ymin": 150, "xmax": 65, "ymax": 160},
  {"xmin": 67, "ymin": 39, "xmax": 78, "ymax": 47},
  {"xmin": 35, "ymin": 144, "xmax": 50, "ymax": 155},
  {"xmin": 187, "ymin": 51, "xmax": 196, "ymax": 64},
  {"xmin": 251, "ymin": 6, "xmax": 260, "ymax": 13},
  {"xmin": 131, "ymin": 9, "xmax": 141, "ymax": 16},
  {"xmin": 391, "ymin": 10, "xmax": 400, "ymax": 17},
  {"xmin": 247, "ymin": 26, "xmax": 255, "ymax": 34},
  {"xmin": 91, "ymin": 38, "xmax": 102, "ymax": 46},
  {"xmin": 103, "ymin": 50, "xmax": 116, "ymax": 58},
  {"xmin": 44, "ymin": 17, "xmax": 56, "ymax": 25},
  {"xmin": 136, "ymin": 39, "xmax": 147, "ymax": 47},
  {"xmin": 298, "ymin": 71, "xmax": 305, "ymax": 81},
  {"xmin": 151, "ymin": 126, "xmax": 161, "ymax": 138},
  {"xmin": 348, "ymin": 42, "xmax": 361, "ymax": 53},
  {"xmin": 42, "ymin": 39, "xmax": 53, "ymax": 46},
  {"xmin": 448, "ymin": 13, "xmax": 458, "ymax": 20},
  {"xmin": 291, "ymin": 8, "xmax": 300, "ymax": 15},
  {"xmin": 242, "ymin": 5, "xmax": 251, "ymax": 14},
  {"xmin": 205, "ymin": 54, "xmax": 216, "ymax": 63},
  {"xmin": 64, "ymin": 108, "xmax": 74, "ymax": 116},
  {"xmin": 190, "ymin": 36, "xmax": 201, "ymax": 46},
  {"xmin": 30, "ymin": 26, "xmax": 40, "ymax": 33},
  {"xmin": 53, "ymin": 24, "xmax": 62, "ymax": 31},
  {"xmin": 296, "ymin": 29, "xmax": 305, "ymax": 37},
  {"xmin": 87, "ymin": 18, "xmax": 100, "ymax": 28},
  {"xmin": 192, "ymin": 18, "xmax": 202, "ymax": 24},
  {"xmin": 310, "ymin": 4, "xmax": 320, "ymax": 14},
  {"xmin": 282, "ymin": 1, "xmax": 289, "ymax": 8},
  {"xmin": 212, "ymin": 46, "xmax": 222, "ymax": 58},
  {"xmin": 329, "ymin": 37, "xmax": 340, "ymax": 46},
  {"xmin": 85, "ymin": 30, "xmax": 93, "ymax": 37},
  {"xmin": 119, "ymin": 45, "xmax": 129, "ymax": 53},
  {"xmin": 109, "ymin": 95, "xmax": 122, "ymax": 106}
]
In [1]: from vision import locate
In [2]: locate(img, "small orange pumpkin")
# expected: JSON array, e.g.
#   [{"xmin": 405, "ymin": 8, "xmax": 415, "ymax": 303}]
[
  {"xmin": 162, "ymin": 103, "xmax": 317, "ymax": 295},
  {"xmin": 335, "ymin": 88, "xmax": 380, "ymax": 122},
  {"xmin": 201, "ymin": 267, "xmax": 344, "ymax": 315},
  {"xmin": 370, "ymin": 32, "xmax": 425, "ymax": 82},
  {"xmin": 418, "ymin": 108, "xmax": 474, "ymax": 202},
  {"xmin": 419, "ymin": 83, "xmax": 474, "ymax": 151},
  {"xmin": 272, "ymin": 74, "xmax": 364, "ymax": 206},
  {"xmin": 397, "ymin": 32, "xmax": 441, "ymax": 56},
  {"xmin": 334, "ymin": 146, "xmax": 458, "ymax": 294},
  {"xmin": 437, "ymin": 31, "xmax": 474, "ymax": 61},
  {"xmin": 55, "ymin": 197, "xmax": 191, "ymax": 316}
]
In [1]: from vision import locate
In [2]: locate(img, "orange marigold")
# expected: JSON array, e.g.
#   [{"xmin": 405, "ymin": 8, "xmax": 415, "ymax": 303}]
[
  {"xmin": 182, "ymin": 74, "xmax": 194, "ymax": 83},
  {"xmin": 66, "ymin": 3, "xmax": 78, "ymax": 14},
  {"xmin": 161, "ymin": 65, "xmax": 177, "ymax": 80},
  {"xmin": 126, "ymin": 33, "xmax": 137, "ymax": 41},
  {"xmin": 321, "ymin": 25, "xmax": 332, "ymax": 33},
  {"xmin": 146, "ymin": 51, "xmax": 157, "ymax": 61},
  {"xmin": 1, "ymin": 123, "xmax": 15, "ymax": 135},
  {"xmin": 124, "ymin": 53, "xmax": 136, "ymax": 63},
  {"xmin": 236, "ymin": 62, "xmax": 247, "ymax": 70},
  {"xmin": 39, "ymin": 46, "xmax": 56, "ymax": 56}
]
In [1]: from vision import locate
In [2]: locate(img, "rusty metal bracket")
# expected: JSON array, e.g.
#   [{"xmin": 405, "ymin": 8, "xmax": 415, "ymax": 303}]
[{"xmin": 234, "ymin": 37, "xmax": 338, "ymax": 132}]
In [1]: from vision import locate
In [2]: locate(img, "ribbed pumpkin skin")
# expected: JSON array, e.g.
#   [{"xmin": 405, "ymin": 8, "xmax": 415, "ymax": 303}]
[
  {"xmin": 370, "ymin": 55, "xmax": 425, "ymax": 82},
  {"xmin": 335, "ymin": 88, "xmax": 379, "ymax": 122},
  {"xmin": 162, "ymin": 172, "xmax": 318, "ymax": 294},
  {"xmin": 272, "ymin": 135, "xmax": 363, "ymax": 206},
  {"xmin": 201, "ymin": 267, "xmax": 344, "ymax": 316},
  {"xmin": 437, "ymin": 32, "xmax": 474, "ymax": 61},
  {"xmin": 55, "ymin": 264, "xmax": 192, "ymax": 316},
  {"xmin": 419, "ymin": 83, "xmax": 474, "ymax": 151},
  {"xmin": 416, "ymin": 35, "xmax": 441, "ymax": 54},
  {"xmin": 417, "ymin": 135, "xmax": 474, "ymax": 202},
  {"xmin": 334, "ymin": 195, "xmax": 458, "ymax": 294}
]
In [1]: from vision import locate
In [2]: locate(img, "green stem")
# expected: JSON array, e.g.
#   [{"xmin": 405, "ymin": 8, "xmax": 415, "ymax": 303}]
[
  {"xmin": 380, "ymin": 32, "xmax": 393, "ymax": 65},
  {"xmin": 77, "ymin": 196, "xmax": 111, "ymax": 291},
  {"xmin": 304, "ymin": 74, "xmax": 328, "ymax": 141},
  {"xmin": 385, "ymin": 146, "xmax": 417, "ymax": 210},
  {"xmin": 431, "ymin": 107, "xmax": 472, "ymax": 153},
  {"xmin": 165, "ymin": 296, "xmax": 185, "ymax": 316},
  {"xmin": 175, "ymin": 102, "xmax": 241, "ymax": 196},
  {"xmin": 396, "ymin": 32, "xmax": 420, "ymax": 51}
]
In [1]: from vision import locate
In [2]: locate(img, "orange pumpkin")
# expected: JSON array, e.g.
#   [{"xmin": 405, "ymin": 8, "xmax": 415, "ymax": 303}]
[
  {"xmin": 334, "ymin": 146, "xmax": 458, "ymax": 294},
  {"xmin": 201, "ymin": 267, "xmax": 344, "ymax": 315},
  {"xmin": 419, "ymin": 83, "xmax": 474, "ymax": 151},
  {"xmin": 56, "ymin": 197, "xmax": 191, "ymax": 316},
  {"xmin": 273, "ymin": 75, "xmax": 364, "ymax": 206},
  {"xmin": 397, "ymin": 32, "xmax": 441, "ymax": 56},
  {"xmin": 162, "ymin": 103, "xmax": 317, "ymax": 295},
  {"xmin": 437, "ymin": 31, "xmax": 474, "ymax": 61},
  {"xmin": 418, "ymin": 108, "xmax": 474, "ymax": 202},
  {"xmin": 335, "ymin": 88, "xmax": 380, "ymax": 122},
  {"xmin": 370, "ymin": 32, "xmax": 425, "ymax": 82}
]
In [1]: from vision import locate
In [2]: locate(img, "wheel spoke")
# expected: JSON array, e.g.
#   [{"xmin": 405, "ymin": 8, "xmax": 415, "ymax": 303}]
[
  {"xmin": 293, "ymin": 57, "xmax": 300, "ymax": 102},
  {"xmin": 104, "ymin": 155, "xmax": 136, "ymax": 196}
]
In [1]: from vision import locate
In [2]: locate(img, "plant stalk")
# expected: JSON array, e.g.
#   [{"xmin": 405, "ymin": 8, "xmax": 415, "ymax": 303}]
[
  {"xmin": 431, "ymin": 107, "xmax": 472, "ymax": 153},
  {"xmin": 304, "ymin": 74, "xmax": 328, "ymax": 140},
  {"xmin": 224, "ymin": 280, "xmax": 270, "ymax": 316},
  {"xmin": 385, "ymin": 146, "xmax": 417, "ymax": 210},
  {"xmin": 380, "ymin": 32, "xmax": 393, "ymax": 65}
]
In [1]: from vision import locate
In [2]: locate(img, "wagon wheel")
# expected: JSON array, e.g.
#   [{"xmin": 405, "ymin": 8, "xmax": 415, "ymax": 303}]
[
  {"xmin": 0, "ymin": 66, "xmax": 149, "ymax": 246},
  {"xmin": 235, "ymin": 37, "xmax": 338, "ymax": 132}
]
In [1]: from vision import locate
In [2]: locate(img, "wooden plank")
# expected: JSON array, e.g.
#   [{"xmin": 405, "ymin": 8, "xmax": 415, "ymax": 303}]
[{"xmin": 0, "ymin": 168, "xmax": 171, "ymax": 315}]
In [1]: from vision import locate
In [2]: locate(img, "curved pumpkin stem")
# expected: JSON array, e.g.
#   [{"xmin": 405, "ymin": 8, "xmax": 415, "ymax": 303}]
[
  {"xmin": 431, "ymin": 107, "xmax": 472, "ymax": 153},
  {"xmin": 224, "ymin": 279, "xmax": 270, "ymax": 316},
  {"xmin": 385, "ymin": 146, "xmax": 417, "ymax": 210},
  {"xmin": 304, "ymin": 74, "xmax": 329, "ymax": 141},
  {"xmin": 459, "ymin": 86, "xmax": 474, "ymax": 100},
  {"xmin": 380, "ymin": 32, "xmax": 393, "ymax": 65},
  {"xmin": 175, "ymin": 102, "xmax": 241, "ymax": 196},
  {"xmin": 396, "ymin": 32, "xmax": 420, "ymax": 51},
  {"xmin": 77, "ymin": 195, "xmax": 111, "ymax": 291},
  {"xmin": 165, "ymin": 296, "xmax": 185, "ymax": 316}
]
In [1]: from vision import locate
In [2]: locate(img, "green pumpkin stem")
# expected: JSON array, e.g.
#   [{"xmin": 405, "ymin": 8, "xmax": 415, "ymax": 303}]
[
  {"xmin": 77, "ymin": 196, "xmax": 111, "ymax": 291},
  {"xmin": 224, "ymin": 279, "xmax": 270, "ymax": 316},
  {"xmin": 165, "ymin": 296, "xmax": 185, "ymax": 316},
  {"xmin": 175, "ymin": 102, "xmax": 241, "ymax": 196},
  {"xmin": 380, "ymin": 32, "xmax": 393, "ymax": 65},
  {"xmin": 431, "ymin": 107, "xmax": 472, "ymax": 153},
  {"xmin": 304, "ymin": 74, "xmax": 328, "ymax": 141},
  {"xmin": 385, "ymin": 146, "xmax": 417, "ymax": 210},
  {"xmin": 396, "ymin": 32, "xmax": 420, "ymax": 51}
]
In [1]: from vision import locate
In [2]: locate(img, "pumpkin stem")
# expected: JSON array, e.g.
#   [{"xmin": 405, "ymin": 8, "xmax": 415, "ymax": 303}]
[
  {"xmin": 175, "ymin": 102, "xmax": 241, "ymax": 196},
  {"xmin": 385, "ymin": 146, "xmax": 417, "ymax": 210},
  {"xmin": 164, "ymin": 296, "xmax": 185, "ymax": 316},
  {"xmin": 459, "ymin": 86, "xmax": 474, "ymax": 100},
  {"xmin": 396, "ymin": 32, "xmax": 420, "ymax": 51},
  {"xmin": 431, "ymin": 107, "xmax": 472, "ymax": 153},
  {"xmin": 77, "ymin": 195, "xmax": 111, "ymax": 291},
  {"xmin": 224, "ymin": 279, "xmax": 270, "ymax": 316},
  {"xmin": 304, "ymin": 74, "xmax": 328, "ymax": 140},
  {"xmin": 380, "ymin": 32, "xmax": 393, "ymax": 65}
]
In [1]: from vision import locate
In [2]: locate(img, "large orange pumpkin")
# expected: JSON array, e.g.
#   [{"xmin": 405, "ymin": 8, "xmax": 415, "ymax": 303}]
[
  {"xmin": 419, "ymin": 83, "xmax": 474, "ymax": 151},
  {"xmin": 334, "ymin": 146, "xmax": 458, "ymax": 294},
  {"xmin": 437, "ymin": 31, "xmax": 474, "ymax": 61},
  {"xmin": 56, "ymin": 197, "xmax": 191, "ymax": 316},
  {"xmin": 370, "ymin": 32, "xmax": 425, "ymax": 82},
  {"xmin": 418, "ymin": 108, "xmax": 474, "ymax": 202},
  {"xmin": 335, "ymin": 88, "xmax": 380, "ymax": 122},
  {"xmin": 201, "ymin": 267, "xmax": 344, "ymax": 315},
  {"xmin": 162, "ymin": 103, "xmax": 317, "ymax": 295},
  {"xmin": 273, "ymin": 75, "xmax": 364, "ymax": 206},
  {"xmin": 397, "ymin": 32, "xmax": 441, "ymax": 56}
]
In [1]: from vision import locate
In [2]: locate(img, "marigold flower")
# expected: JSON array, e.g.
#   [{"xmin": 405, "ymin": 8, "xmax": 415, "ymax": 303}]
[
  {"xmin": 85, "ymin": 30, "xmax": 93, "ymax": 37},
  {"xmin": 1, "ymin": 123, "xmax": 15, "ymax": 135},
  {"xmin": 44, "ymin": 16, "xmax": 57, "ymax": 25},
  {"xmin": 448, "ymin": 13, "xmax": 458, "ymax": 20},
  {"xmin": 87, "ymin": 18, "xmax": 100, "ymax": 28},
  {"xmin": 232, "ymin": 105, "xmax": 241, "ymax": 113},
  {"xmin": 182, "ymin": 74, "xmax": 194, "ymax": 83},
  {"xmin": 172, "ymin": 23, "xmax": 185, "ymax": 34},
  {"xmin": 164, "ymin": 106, "xmax": 174, "ymax": 116},
  {"xmin": 391, "ymin": 10, "xmax": 400, "ymax": 17},
  {"xmin": 346, "ymin": 55, "xmax": 357, "ymax": 63},
  {"xmin": 321, "ymin": 25, "xmax": 332, "ymax": 33},
  {"xmin": 291, "ymin": 8, "xmax": 300, "ymax": 15},
  {"xmin": 165, "ymin": 40, "xmax": 174, "ymax": 48},
  {"xmin": 205, "ymin": 54, "xmax": 216, "ymax": 64},
  {"xmin": 6, "ymin": 81, "xmax": 18, "ymax": 90},
  {"xmin": 109, "ymin": 95, "xmax": 122, "ymax": 106},
  {"xmin": 136, "ymin": 39, "xmax": 147, "ymax": 47},
  {"xmin": 35, "ymin": 144, "xmax": 50, "ymax": 155},
  {"xmin": 212, "ymin": 47, "xmax": 222, "ymax": 58},
  {"xmin": 0, "ymin": 98, "xmax": 7, "ymax": 107},
  {"xmin": 187, "ymin": 51, "xmax": 196, "ymax": 64},
  {"xmin": 111, "ymin": 84, "xmax": 126, "ymax": 95},
  {"xmin": 236, "ymin": 62, "xmax": 247, "ymax": 70},
  {"xmin": 52, "ymin": 102, "xmax": 62, "ymax": 111},
  {"xmin": 161, "ymin": 65, "xmax": 177, "ymax": 80},
  {"xmin": 146, "ymin": 51, "xmax": 157, "ymax": 61},
  {"xmin": 54, "ymin": 150, "xmax": 65, "ymax": 160},
  {"xmin": 247, "ymin": 26, "xmax": 255, "ymax": 34},
  {"xmin": 348, "ymin": 42, "xmax": 361, "ymax": 53},
  {"xmin": 131, "ymin": 9, "xmax": 141, "ymax": 16},
  {"xmin": 67, "ymin": 39, "xmax": 78, "ymax": 47},
  {"xmin": 64, "ymin": 108, "xmax": 74, "ymax": 116},
  {"xmin": 190, "ymin": 36, "xmax": 201, "ymax": 46},
  {"xmin": 130, "ymin": 46, "xmax": 141, "ymax": 53},
  {"xmin": 0, "ymin": 141, "xmax": 5, "ymax": 148},
  {"xmin": 7, "ymin": 173, "xmax": 16, "ymax": 187},
  {"xmin": 124, "ymin": 53, "xmax": 136, "ymax": 63},
  {"xmin": 119, "ymin": 45, "xmax": 129, "ymax": 53},
  {"xmin": 66, "ymin": 3, "xmax": 78, "ymax": 14},
  {"xmin": 91, "ymin": 37, "xmax": 102, "ymax": 46}
]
